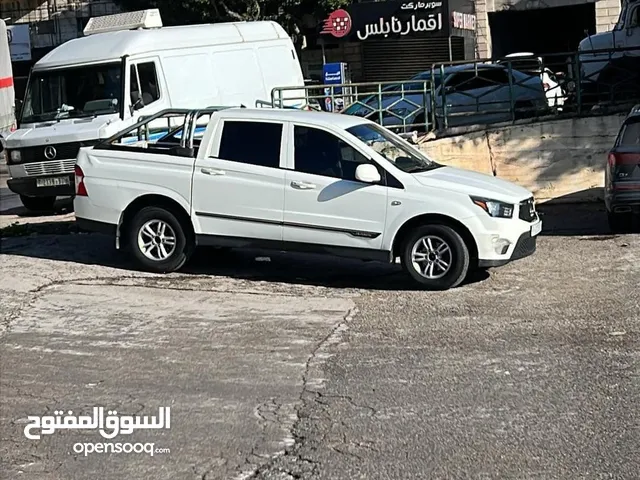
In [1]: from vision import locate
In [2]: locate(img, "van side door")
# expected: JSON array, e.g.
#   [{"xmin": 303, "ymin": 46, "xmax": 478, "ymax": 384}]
[
  {"xmin": 127, "ymin": 58, "xmax": 170, "ymax": 119},
  {"xmin": 191, "ymin": 117, "xmax": 287, "ymax": 242}
]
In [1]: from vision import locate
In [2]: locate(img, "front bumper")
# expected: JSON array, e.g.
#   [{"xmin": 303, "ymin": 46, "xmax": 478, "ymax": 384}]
[
  {"xmin": 478, "ymin": 230, "xmax": 538, "ymax": 268},
  {"xmin": 7, "ymin": 173, "xmax": 75, "ymax": 197}
]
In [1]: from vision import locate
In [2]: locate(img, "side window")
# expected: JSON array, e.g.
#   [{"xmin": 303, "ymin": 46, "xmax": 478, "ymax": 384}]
[
  {"xmin": 632, "ymin": 7, "xmax": 640, "ymax": 27},
  {"xmin": 218, "ymin": 121, "xmax": 283, "ymax": 168},
  {"xmin": 130, "ymin": 62, "xmax": 160, "ymax": 109},
  {"xmin": 619, "ymin": 119, "xmax": 640, "ymax": 146},
  {"xmin": 293, "ymin": 126, "xmax": 372, "ymax": 182}
]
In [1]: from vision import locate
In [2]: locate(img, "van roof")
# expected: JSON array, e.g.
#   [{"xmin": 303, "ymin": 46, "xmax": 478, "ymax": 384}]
[
  {"xmin": 220, "ymin": 108, "xmax": 371, "ymax": 130},
  {"xmin": 35, "ymin": 21, "xmax": 290, "ymax": 71}
]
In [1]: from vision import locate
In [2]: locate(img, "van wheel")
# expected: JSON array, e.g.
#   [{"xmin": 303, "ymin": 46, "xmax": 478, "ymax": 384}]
[
  {"xmin": 128, "ymin": 206, "xmax": 191, "ymax": 273},
  {"xmin": 401, "ymin": 224, "xmax": 470, "ymax": 290},
  {"xmin": 20, "ymin": 195, "xmax": 56, "ymax": 212}
]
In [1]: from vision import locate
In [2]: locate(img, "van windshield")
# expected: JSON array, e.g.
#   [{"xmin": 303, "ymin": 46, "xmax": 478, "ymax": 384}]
[{"xmin": 21, "ymin": 62, "xmax": 122, "ymax": 124}]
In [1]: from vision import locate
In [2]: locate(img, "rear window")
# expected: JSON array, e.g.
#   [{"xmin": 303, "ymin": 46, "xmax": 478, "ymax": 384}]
[{"xmin": 619, "ymin": 118, "xmax": 640, "ymax": 147}]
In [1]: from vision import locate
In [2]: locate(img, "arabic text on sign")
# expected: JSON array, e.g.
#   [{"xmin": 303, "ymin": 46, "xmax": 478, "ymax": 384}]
[
  {"xmin": 356, "ymin": 13, "xmax": 443, "ymax": 40},
  {"xmin": 400, "ymin": 2, "xmax": 443, "ymax": 10},
  {"xmin": 23, "ymin": 406, "xmax": 171, "ymax": 440}
]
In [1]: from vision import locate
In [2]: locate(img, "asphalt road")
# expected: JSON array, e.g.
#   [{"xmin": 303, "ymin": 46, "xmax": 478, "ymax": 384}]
[{"xmin": 0, "ymin": 205, "xmax": 638, "ymax": 479}]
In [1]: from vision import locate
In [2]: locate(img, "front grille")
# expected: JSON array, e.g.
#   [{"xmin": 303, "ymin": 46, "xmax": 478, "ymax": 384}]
[
  {"xmin": 512, "ymin": 232, "xmax": 537, "ymax": 260},
  {"xmin": 518, "ymin": 197, "xmax": 537, "ymax": 222},
  {"xmin": 20, "ymin": 142, "xmax": 82, "ymax": 163},
  {"xmin": 24, "ymin": 159, "xmax": 76, "ymax": 176}
]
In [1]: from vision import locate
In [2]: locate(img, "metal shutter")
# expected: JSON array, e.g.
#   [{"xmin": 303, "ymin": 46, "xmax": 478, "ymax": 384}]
[{"xmin": 362, "ymin": 37, "xmax": 466, "ymax": 82}]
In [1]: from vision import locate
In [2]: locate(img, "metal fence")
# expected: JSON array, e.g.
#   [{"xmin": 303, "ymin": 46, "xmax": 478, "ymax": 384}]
[{"xmin": 270, "ymin": 46, "xmax": 640, "ymax": 133}]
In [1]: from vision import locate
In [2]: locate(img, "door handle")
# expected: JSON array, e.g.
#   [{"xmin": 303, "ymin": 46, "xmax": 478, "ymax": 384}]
[
  {"xmin": 290, "ymin": 181, "xmax": 316, "ymax": 190},
  {"xmin": 201, "ymin": 168, "xmax": 225, "ymax": 176}
]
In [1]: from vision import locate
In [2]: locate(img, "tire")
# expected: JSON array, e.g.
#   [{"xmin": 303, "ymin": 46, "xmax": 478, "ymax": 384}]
[
  {"xmin": 127, "ymin": 206, "xmax": 192, "ymax": 273},
  {"xmin": 607, "ymin": 211, "xmax": 631, "ymax": 233},
  {"xmin": 20, "ymin": 195, "xmax": 56, "ymax": 212},
  {"xmin": 400, "ymin": 224, "xmax": 470, "ymax": 290}
]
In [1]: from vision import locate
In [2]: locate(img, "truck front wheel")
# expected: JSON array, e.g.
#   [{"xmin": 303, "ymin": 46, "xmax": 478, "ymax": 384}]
[{"xmin": 20, "ymin": 195, "xmax": 56, "ymax": 212}]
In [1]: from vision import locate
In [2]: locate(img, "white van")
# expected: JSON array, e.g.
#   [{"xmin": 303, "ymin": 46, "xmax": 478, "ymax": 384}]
[{"xmin": 4, "ymin": 9, "xmax": 306, "ymax": 211}]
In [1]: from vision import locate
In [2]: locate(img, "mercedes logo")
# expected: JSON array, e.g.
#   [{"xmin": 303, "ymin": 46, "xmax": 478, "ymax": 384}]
[{"xmin": 44, "ymin": 146, "xmax": 57, "ymax": 160}]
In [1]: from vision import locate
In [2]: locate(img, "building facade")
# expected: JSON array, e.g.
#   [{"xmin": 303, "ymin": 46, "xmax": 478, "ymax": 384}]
[
  {"xmin": 300, "ymin": 0, "xmax": 624, "ymax": 83},
  {"xmin": 475, "ymin": 0, "xmax": 622, "ymax": 59}
]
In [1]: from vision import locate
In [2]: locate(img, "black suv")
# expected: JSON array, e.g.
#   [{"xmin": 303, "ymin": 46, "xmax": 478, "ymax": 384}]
[{"xmin": 605, "ymin": 105, "xmax": 640, "ymax": 232}]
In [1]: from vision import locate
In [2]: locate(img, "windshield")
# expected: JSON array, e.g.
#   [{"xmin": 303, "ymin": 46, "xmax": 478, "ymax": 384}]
[
  {"xmin": 21, "ymin": 62, "xmax": 122, "ymax": 123},
  {"xmin": 346, "ymin": 123, "xmax": 440, "ymax": 173}
]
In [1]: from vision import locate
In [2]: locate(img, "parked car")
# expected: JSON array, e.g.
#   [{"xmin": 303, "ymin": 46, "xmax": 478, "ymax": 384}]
[
  {"xmin": 342, "ymin": 64, "xmax": 548, "ymax": 131},
  {"xmin": 74, "ymin": 107, "xmax": 541, "ymax": 290},
  {"xmin": 605, "ymin": 104, "xmax": 640, "ymax": 231},
  {"xmin": 498, "ymin": 52, "xmax": 566, "ymax": 110}
]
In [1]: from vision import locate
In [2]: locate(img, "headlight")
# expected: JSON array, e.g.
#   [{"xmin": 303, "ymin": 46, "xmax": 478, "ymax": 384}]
[
  {"xmin": 470, "ymin": 196, "xmax": 514, "ymax": 218},
  {"xmin": 10, "ymin": 150, "xmax": 21, "ymax": 163}
]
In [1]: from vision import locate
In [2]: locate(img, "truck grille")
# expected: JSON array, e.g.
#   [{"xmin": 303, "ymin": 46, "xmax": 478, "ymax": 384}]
[
  {"xmin": 24, "ymin": 159, "xmax": 77, "ymax": 176},
  {"xmin": 518, "ymin": 198, "xmax": 537, "ymax": 223},
  {"xmin": 20, "ymin": 142, "xmax": 82, "ymax": 163}
]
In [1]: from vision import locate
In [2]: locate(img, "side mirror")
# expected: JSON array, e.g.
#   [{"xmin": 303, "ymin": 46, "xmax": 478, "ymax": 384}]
[{"xmin": 355, "ymin": 164, "xmax": 381, "ymax": 184}]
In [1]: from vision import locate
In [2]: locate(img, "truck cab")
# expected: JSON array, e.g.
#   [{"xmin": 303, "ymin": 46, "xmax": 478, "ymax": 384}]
[{"xmin": 578, "ymin": 0, "xmax": 640, "ymax": 101}]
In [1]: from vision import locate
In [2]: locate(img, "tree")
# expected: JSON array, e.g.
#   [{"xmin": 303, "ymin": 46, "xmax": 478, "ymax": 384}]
[{"xmin": 112, "ymin": 0, "xmax": 350, "ymax": 48}]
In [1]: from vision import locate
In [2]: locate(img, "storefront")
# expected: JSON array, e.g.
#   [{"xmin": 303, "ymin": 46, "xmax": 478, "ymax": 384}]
[{"xmin": 316, "ymin": 0, "xmax": 477, "ymax": 82}]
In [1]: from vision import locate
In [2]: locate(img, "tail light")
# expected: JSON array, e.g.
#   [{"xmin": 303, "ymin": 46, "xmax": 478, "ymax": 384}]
[
  {"xmin": 609, "ymin": 152, "xmax": 640, "ymax": 166},
  {"xmin": 74, "ymin": 165, "xmax": 88, "ymax": 196}
]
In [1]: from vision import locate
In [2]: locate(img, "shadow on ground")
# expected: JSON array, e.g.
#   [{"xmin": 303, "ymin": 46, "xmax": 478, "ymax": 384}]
[
  {"xmin": 0, "ymin": 197, "xmax": 74, "ymax": 216},
  {"xmin": 538, "ymin": 201, "xmax": 640, "ymax": 236},
  {"xmin": 0, "ymin": 232, "xmax": 489, "ymax": 291}
]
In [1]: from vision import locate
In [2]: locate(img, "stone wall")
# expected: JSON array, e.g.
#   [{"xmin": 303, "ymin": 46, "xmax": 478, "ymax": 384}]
[
  {"xmin": 595, "ymin": 0, "xmax": 623, "ymax": 33},
  {"xmin": 418, "ymin": 114, "xmax": 627, "ymax": 202}
]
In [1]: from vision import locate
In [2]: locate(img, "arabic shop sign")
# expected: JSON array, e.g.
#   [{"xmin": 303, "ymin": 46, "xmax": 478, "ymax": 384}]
[{"xmin": 321, "ymin": 1, "xmax": 449, "ymax": 41}]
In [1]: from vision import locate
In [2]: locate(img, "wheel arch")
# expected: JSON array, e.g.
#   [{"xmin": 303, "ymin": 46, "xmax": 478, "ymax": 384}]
[
  {"xmin": 391, "ymin": 213, "xmax": 479, "ymax": 265},
  {"xmin": 117, "ymin": 194, "xmax": 194, "ymax": 250}
]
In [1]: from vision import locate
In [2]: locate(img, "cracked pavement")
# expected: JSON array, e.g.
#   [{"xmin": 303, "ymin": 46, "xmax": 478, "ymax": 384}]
[{"xmin": 1, "ymin": 204, "xmax": 639, "ymax": 479}]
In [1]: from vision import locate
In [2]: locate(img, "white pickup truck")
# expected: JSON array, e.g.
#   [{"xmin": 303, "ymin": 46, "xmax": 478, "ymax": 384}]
[{"xmin": 74, "ymin": 107, "xmax": 542, "ymax": 290}]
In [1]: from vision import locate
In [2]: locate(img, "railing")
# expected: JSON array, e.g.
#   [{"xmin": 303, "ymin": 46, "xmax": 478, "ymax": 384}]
[
  {"xmin": 271, "ymin": 45, "xmax": 640, "ymax": 133},
  {"xmin": 272, "ymin": 80, "xmax": 437, "ymax": 132}
]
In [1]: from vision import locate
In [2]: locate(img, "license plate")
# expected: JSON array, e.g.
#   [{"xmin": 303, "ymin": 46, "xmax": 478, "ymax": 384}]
[
  {"xmin": 36, "ymin": 176, "xmax": 70, "ymax": 188},
  {"xmin": 531, "ymin": 221, "xmax": 542, "ymax": 237}
]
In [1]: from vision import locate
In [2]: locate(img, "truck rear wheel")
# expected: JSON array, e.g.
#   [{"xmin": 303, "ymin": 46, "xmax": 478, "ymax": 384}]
[
  {"xmin": 20, "ymin": 195, "xmax": 56, "ymax": 212},
  {"xmin": 127, "ymin": 206, "xmax": 191, "ymax": 273}
]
